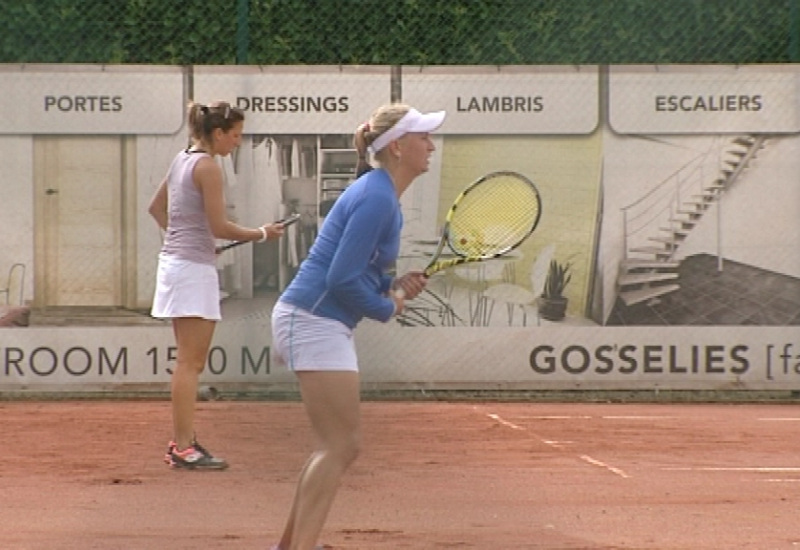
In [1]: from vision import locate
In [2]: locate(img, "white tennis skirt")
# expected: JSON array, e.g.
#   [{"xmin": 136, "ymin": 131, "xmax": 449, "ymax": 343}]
[
  {"xmin": 151, "ymin": 254, "xmax": 221, "ymax": 321},
  {"xmin": 271, "ymin": 300, "xmax": 358, "ymax": 372}
]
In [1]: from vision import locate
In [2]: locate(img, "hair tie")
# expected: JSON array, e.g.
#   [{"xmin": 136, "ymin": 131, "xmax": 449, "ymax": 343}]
[{"xmin": 200, "ymin": 105, "xmax": 209, "ymax": 115}]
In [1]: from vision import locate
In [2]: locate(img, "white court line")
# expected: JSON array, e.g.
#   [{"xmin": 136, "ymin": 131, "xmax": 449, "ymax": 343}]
[
  {"xmin": 506, "ymin": 415, "xmax": 679, "ymax": 421},
  {"xmin": 507, "ymin": 415, "xmax": 679, "ymax": 421},
  {"xmin": 541, "ymin": 439, "xmax": 573, "ymax": 449},
  {"xmin": 485, "ymin": 413, "xmax": 565, "ymax": 449},
  {"xmin": 580, "ymin": 455, "xmax": 630, "ymax": 478},
  {"xmin": 485, "ymin": 412, "xmax": 628, "ymax": 476},
  {"xmin": 602, "ymin": 416, "xmax": 678, "ymax": 420},
  {"xmin": 515, "ymin": 415, "xmax": 593, "ymax": 420},
  {"xmin": 485, "ymin": 413, "xmax": 524, "ymax": 430},
  {"xmin": 664, "ymin": 467, "xmax": 800, "ymax": 472}
]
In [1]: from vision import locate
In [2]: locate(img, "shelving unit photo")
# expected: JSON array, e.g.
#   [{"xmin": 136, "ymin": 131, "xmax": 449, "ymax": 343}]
[{"xmin": 318, "ymin": 134, "xmax": 357, "ymax": 218}]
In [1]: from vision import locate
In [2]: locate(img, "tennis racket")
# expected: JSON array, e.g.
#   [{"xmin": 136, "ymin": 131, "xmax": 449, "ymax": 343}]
[
  {"xmin": 397, "ymin": 171, "xmax": 541, "ymax": 298},
  {"xmin": 218, "ymin": 213, "xmax": 301, "ymax": 252}
]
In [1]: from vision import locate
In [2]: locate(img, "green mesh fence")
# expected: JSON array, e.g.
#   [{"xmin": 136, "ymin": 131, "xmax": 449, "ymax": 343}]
[
  {"xmin": 1, "ymin": 1, "xmax": 799, "ymax": 396},
  {"xmin": 1, "ymin": 0, "xmax": 797, "ymax": 65}
]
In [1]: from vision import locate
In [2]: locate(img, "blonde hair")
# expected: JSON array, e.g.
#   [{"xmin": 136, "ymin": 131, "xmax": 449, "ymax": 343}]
[
  {"xmin": 187, "ymin": 100, "xmax": 245, "ymax": 143},
  {"xmin": 353, "ymin": 103, "xmax": 411, "ymax": 175}
]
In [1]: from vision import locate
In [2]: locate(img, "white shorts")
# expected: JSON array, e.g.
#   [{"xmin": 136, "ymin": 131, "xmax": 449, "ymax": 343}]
[
  {"xmin": 271, "ymin": 301, "xmax": 358, "ymax": 372},
  {"xmin": 151, "ymin": 254, "xmax": 221, "ymax": 321}
]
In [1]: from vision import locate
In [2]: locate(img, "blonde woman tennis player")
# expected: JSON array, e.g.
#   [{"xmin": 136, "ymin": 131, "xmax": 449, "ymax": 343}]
[{"xmin": 270, "ymin": 103, "xmax": 444, "ymax": 549}]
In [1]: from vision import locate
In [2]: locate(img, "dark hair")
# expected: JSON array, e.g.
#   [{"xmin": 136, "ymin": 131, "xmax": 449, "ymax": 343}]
[{"xmin": 187, "ymin": 100, "xmax": 245, "ymax": 142}]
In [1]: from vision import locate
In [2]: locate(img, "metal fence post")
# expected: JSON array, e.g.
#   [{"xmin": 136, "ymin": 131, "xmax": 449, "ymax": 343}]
[
  {"xmin": 237, "ymin": 0, "xmax": 250, "ymax": 64},
  {"xmin": 791, "ymin": 0, "xmax": 800, "ymax": 62}
]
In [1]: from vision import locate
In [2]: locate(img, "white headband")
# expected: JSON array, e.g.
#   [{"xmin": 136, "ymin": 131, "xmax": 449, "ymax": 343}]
[{"xmin": 368, "ymin": 108, "xmax": 446, "ymax": 154}]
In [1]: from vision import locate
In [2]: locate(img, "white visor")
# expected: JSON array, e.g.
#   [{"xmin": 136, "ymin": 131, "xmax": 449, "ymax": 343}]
[{"xmin": 368, "ymin": 108, "xmax": 446, "ymax": 154}]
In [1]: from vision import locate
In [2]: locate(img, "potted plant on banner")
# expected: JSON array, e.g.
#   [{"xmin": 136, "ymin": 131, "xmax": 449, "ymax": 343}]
[{"xmin": 539, "ymin": 258, "xmax": 572, "ymax": 321}]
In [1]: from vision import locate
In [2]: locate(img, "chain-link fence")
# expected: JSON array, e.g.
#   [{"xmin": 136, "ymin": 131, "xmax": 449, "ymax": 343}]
[
  {"xmin": 2, "ymin": 1, "xmax": 800, "ymax": 395},
  {"xmin": 1, "ymin": 0, "xmax": 798, "ymax": 65}
]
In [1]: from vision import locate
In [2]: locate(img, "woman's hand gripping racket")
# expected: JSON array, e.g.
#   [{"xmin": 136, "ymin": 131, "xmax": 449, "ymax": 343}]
[
  {"xmin": 395, "ymin": 171, "xmax": 542, "ymax": 299},
  {"xmin": 218, "ymin": 213, "xmax": 301, "ymax": 252}
]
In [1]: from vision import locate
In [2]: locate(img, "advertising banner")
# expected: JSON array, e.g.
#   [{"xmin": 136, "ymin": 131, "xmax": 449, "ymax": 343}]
[
  {"xmin": 402, "ymin": 65, "xmax": 599, "ymax": 134},
  {"xmin": 193, "ymin": 65, "xmax": 392, "ymax": 134},
  {"xmin": 0, "ymin": 65, "xmax": 184, "ymax": 134},
  {"xmin": 609, "ymin": 64, "xmax": 800, "ymax": 134},
  {"xmin": 0, "ymin": 63, "xmax": 797, "ymax": 393}
]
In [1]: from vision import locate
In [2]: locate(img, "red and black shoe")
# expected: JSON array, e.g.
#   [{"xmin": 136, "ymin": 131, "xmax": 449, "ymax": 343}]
[{"xmin": 164, "ymin": 439, "xmax": 228, "ymax": 470}]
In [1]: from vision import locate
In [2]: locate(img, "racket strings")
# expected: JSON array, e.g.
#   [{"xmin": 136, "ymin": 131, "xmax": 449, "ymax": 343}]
[{"xmin": 447, "ymin": 176, "xmax": 540, "ymax": 257}]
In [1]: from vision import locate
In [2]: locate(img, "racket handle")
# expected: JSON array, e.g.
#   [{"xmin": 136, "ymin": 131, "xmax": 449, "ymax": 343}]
[{"xmin": 394, "ymin": 271, "xmax": 430, "ymax": 300}]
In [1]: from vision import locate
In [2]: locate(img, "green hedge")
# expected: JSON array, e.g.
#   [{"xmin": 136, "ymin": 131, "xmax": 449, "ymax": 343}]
[{"xmin": 1, "ymin": 0, "xmax": 796, "ymax": 65}]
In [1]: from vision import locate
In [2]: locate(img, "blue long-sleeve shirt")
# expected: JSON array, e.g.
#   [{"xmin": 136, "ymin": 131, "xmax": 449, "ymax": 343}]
[{"xmin": 279, "ymin": 168, "xmax": 401, "ymax": 328}]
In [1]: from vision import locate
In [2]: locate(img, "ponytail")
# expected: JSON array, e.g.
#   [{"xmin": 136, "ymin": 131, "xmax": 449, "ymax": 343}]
[
  {"xmin": 353, "ymin": 122, "xmax": 373, "ymax": 177},
  {"xmin": 353, "ymin": 103, "xmax": 411, "ymax": 176}
]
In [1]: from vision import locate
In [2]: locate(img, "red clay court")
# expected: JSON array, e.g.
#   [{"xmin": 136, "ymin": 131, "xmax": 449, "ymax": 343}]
[{"xmin": 3, "ymin": 399, "xmax": 799, "ymax": 549}]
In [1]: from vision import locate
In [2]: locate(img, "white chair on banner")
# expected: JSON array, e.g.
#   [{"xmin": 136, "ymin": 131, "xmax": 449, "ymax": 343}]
[
  {"xmin": 0, "ymin": 263, "xmax": 25, "ymax": 306},
  {"xmin": 481, "ymin": 245, "xmax": 555, "ymax": 326}
]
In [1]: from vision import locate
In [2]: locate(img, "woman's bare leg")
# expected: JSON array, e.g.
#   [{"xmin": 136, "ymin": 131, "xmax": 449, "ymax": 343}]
[
  {"xmin": 171, "ymin": 317, "xmax": 216, "ymax": 449},
  {"xmin": 277, "ymin": 371, "xmax": 361, "ymax": 550}
]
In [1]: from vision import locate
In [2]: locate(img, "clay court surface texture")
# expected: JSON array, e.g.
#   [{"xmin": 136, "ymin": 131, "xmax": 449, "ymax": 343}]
[{"xmin": 3, "ymin": 399, "xmax": 799, "ymax": 549}]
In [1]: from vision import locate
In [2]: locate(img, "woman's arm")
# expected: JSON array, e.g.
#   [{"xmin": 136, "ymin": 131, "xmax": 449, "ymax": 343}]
[
  {"xmin": 147, "ymin": 177, "xmax": 169, "ymax": 231},
  {"xmin": 327, "ymin": 194, "xmax": 399, "ymax": 321},
  {"xmin": 195, "ymin": 157, "xmax": 283, "ymax": 241}
]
